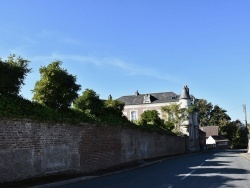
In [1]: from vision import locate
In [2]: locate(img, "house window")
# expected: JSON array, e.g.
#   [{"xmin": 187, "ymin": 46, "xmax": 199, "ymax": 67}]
[
  {"xmin": 131, "ymin": 111, "xmax": 137, "ymax": 121},
  {"xmin": 143, "ymin": 94, "xmax": 151, "ymax": 103}
]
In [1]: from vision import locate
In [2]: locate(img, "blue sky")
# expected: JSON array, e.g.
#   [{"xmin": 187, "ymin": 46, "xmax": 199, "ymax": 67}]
[{"xmin": 0, "ymin": 0, "xmax": 249, "ymax": 122}]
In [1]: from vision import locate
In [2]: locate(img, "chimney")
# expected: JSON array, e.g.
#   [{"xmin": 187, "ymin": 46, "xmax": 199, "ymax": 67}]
[
  {"xmin": 108, "ymin": 94, "xmax": 112, "ymax": 100},
  {"xmin": 135, "ymin": 90, "xmax": 139, "ymax": 96}
]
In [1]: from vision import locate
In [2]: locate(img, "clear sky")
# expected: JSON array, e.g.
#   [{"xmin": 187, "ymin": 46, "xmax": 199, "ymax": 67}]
[{"xmin": 0, "ymin": 0, "xmax": 249, "ymax": 122}]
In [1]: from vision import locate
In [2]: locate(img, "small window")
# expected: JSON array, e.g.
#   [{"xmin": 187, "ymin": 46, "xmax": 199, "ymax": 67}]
[
  {"xmin": 143, "ymin": 94, "xmax": 151, "ymax": 103},
  {"xmin": 172, "ymin": 96, "xmax": 176, "ymax": 99},
  {"xmin": 131, "ymin": 111, "xmax": 137, "ymax": 121}
]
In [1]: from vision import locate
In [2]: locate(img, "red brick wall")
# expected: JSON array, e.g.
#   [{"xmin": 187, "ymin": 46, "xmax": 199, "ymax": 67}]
[
  {"xmin": 0, "ymin": 119, "xmax": 186, "ymax": 183},
  {"xmin": 80, "ymin": 126, "xmax": 123, "ymax": 172}
]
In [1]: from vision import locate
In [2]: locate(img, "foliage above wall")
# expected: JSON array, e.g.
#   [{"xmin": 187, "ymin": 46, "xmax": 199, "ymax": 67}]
[
  {"xmin": 0, "ymin": 55, "xmax": 131, "ymax": 126},
  {"xmin": 0, "ymin": 54, "xmax": 177, "ymax": 135},
  {"xmin": 161, "ymin": 103, "xmax": 189, "ymax": 136},
  {"xmin": 32, "ymin": 61, "xmax": 81, "ymax": 110},
  {"xmin": 135, "ymin": 109, "xmax": 177, "ymax": 135},
  {"xmin": 0, "ymin": 54, "xmax": 31, "ymax": 96}
]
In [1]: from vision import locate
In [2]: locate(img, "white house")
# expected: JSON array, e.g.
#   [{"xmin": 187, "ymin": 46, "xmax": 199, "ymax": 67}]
[
  {"xmin": 206, "ymin": 136, "xmax": 229, "ymax": 149},
  {"xmin": 118, "ymin": 86, "xmax": 200, "ymax": 151},
  {"xmin": 201, "ymin": 126, "xmax": 229, "ymax": 149}
]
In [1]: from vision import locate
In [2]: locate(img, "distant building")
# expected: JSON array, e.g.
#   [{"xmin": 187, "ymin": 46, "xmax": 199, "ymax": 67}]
[
  {"xmin": 200, "ymin": 126, "xmax": 219, "ymax": 137},
  {"xmin": 206, "ymin": 136, "xmax": 229, "ymax": 149},
  {"xmin": 118, "ymin": 86, "xmax": 200, "ymax": 151},
  {"xmin": 200, "ymin": 126, "xmax": 229, "ymax": 149}
]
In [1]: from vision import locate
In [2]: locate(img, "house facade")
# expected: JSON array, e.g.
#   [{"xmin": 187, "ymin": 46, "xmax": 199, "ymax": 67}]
[{"xmin": 118, "ymin": 86, "xmax": 200, "ymax": 151}]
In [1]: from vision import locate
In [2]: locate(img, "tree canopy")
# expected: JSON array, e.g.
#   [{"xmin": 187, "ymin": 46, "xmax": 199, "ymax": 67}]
[
  {"xmin": 221, "ymin": 120, "xmax": 248, "ymax": 149},
  {"xmin": 139, "ymin": 110, "xmax": 164, "ymax": 126},
  {"xmin": 209, "ymin": 105, "xmax": 231, "ymax": 127},
  {"xmin": 194, "ymin": 99, "xmax": 231, "ymax": 128},
  {"xmin": 194, "ymin": 99, "xmax": 213, "ymax": 127},
  {"xmin": 0, "ymin": 54, "xmax": 31, "ymax": 96},
  {"xmin": 32, "ymin": 61, "xmax": 81, "ymax": 110},
  {"xmin": 161, "ymin": 103, "xmax": 189, "ymax": 135},
  {"xmin": 104, "ymin": 97, "xmax": 125, "ymax": 116},
  {"xmin": 73, "ymin": 88, "xmax": 104, "ymax": 116}
]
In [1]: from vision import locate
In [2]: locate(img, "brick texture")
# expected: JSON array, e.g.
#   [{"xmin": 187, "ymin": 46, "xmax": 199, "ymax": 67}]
[{"xmin": 0, "ymin": 119, "xmax": 186, "ymax": 183}]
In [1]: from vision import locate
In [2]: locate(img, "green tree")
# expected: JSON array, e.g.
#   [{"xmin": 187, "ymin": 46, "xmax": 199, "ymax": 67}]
[
  {"xmin": 161, "ymin": 103, "xmax": 188, "ymax": 135},
  {"xmin": 139, "ymin": 110, "xmax": 164, "ymax": 127},
  {"xmin": 221, "ymin": 120, "xmax": 248, "ymax": 149},
  {"xmin": 73, "ymin": 89, "xmax": 104, "ymax": 116},
  {"xmin": 104, "ymin": 97, "xmax": 125, "ymax": 116},
  {"xmin": 194, "ymin": 99, "xmax": 231, "ymax": 128},
  {"xmin": 0, "ymin": 54, "xmax": 31, "ymax": 95},
  {"xmin": 32, "ymin": 61, "xmax": 81, "ymax": 110},
  {"xmin": 220, "ymin": 120, "xmax": 238, "ymax": 147},
  {"xmin": 194, "ymin": 99, "xmax": 213, "ymax": 127},
  {"xmin": 234, "ymin": 126, "xmax": 248, "ymax": 149},
  {"xmin": 209, "ymin": 105, "xmax": 231, "ymax": 128}
]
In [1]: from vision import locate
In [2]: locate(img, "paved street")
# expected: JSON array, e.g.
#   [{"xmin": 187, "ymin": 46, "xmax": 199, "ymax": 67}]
[{"xmin": 60, "ymin": 150, "xmax": 250, "ymax": 188}]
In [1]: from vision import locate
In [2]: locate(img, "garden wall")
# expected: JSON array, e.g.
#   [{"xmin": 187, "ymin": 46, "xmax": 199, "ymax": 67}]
[{"xmin": 0, "ymin": 119, "xmax": 186, "ymax": 183}]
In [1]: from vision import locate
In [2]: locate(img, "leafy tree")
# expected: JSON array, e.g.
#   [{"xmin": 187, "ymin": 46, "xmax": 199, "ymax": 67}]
[
  {"xmin": 194, "ymin": 99, "xmax": 213, "ymax": 127},
  {"xmin": 221, "ymin": 120, "xmax": 248, "ymax": 149},
  {"xmin": 104, "ymin": 97, "xmax": 125, "ymax": 116},
  {"xmin": 0, "ymin": 54, "xmax": 31, "ymax": 95},
  {"xmin": 137, "ymin": 110, "xmax": 174, "ymax": 134},
  {"xmin": 194, "ymin": 99, "xmax": 231, "ymax": 128},
  {"xmin": 209, "ymin": 105, "xmax": 231, "ymax": 128},
  {"xmin": 234, "ymin": 126, "xmax": 248, "ymax": 149},
  {"xmin": 32, "ymin": 61, "xmax": 81, "ymax": 110},
  {"xmin": 73, "ymin": 89, "xmax": 104, "ymax": 116},
  {"xmin": 161, "ymin": 103, "xmax": 188, "ymax": 135},
  {"xmin": 139, "ymin": 110, "xmax": 164, "ymax": 127},
  {"xmin": 220, "ymin": 120, "xmax": 238, "ymax": 146},
  {"xmin": 164, "ymin": 121, "xmax": 175, "ymax": 132}
]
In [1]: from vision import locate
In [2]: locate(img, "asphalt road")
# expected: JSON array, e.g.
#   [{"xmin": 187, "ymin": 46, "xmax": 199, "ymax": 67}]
[{"xmin": 60, "ymin": 150, "xmax": 250, "ymax": 188}]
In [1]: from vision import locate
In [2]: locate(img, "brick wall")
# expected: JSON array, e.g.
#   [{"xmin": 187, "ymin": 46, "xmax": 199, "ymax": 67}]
[{"xmin": 0, "ymin": 119, "xmax": 186, "ymax": 183}]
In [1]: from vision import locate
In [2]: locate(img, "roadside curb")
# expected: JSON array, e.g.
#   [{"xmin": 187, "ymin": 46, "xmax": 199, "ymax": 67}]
[
  {"xmin": 31, "ymin": 176, "xmax": 98, "ymax": 188},
  {"xmin": 30, "ymin": 151, "xmax": 204, "ymax": 188},
  {"xmin": 240, "ymin": 153, "xmax": 250, "ymax": 161}
]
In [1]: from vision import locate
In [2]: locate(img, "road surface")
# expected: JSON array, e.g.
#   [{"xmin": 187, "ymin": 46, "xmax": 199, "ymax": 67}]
[{"xmin": 60, "ymin": 150, "xmax": 250, "ymax": 188}]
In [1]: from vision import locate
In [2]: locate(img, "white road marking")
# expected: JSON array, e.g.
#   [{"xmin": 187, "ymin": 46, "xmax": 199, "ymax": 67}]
[
  {"xmin": 181, "ymin": 170, "xmax": 196, "ymax": 180},
  {"xmin": 180, "ymin": 159, "xmax": 208, "ymax": 181},
  {"xmin": 199, "ymin": 162, "xmax": 205, "ymax": 167}
]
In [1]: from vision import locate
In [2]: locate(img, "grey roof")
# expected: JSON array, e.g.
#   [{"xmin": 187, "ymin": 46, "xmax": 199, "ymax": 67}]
[
  {"xmin": 117, "ymin": 92, "xmax": 179, "ymax": 105},
  {"xmin": 200, "ymin": 126, "xmax": 219, "ymax": 137},
  {"xmin": 180, "ymin": 85, "xmax": 191, "ymax": 99}
]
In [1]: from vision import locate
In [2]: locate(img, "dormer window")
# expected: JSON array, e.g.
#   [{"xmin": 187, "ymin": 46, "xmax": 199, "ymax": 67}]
[
  {"xmin": 172, "ymin": 96, "xmax": 176, "ymax": 99},
  {"xmin": 143, "ymin": 94, "xmax": 151, "ymax": 103}
]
